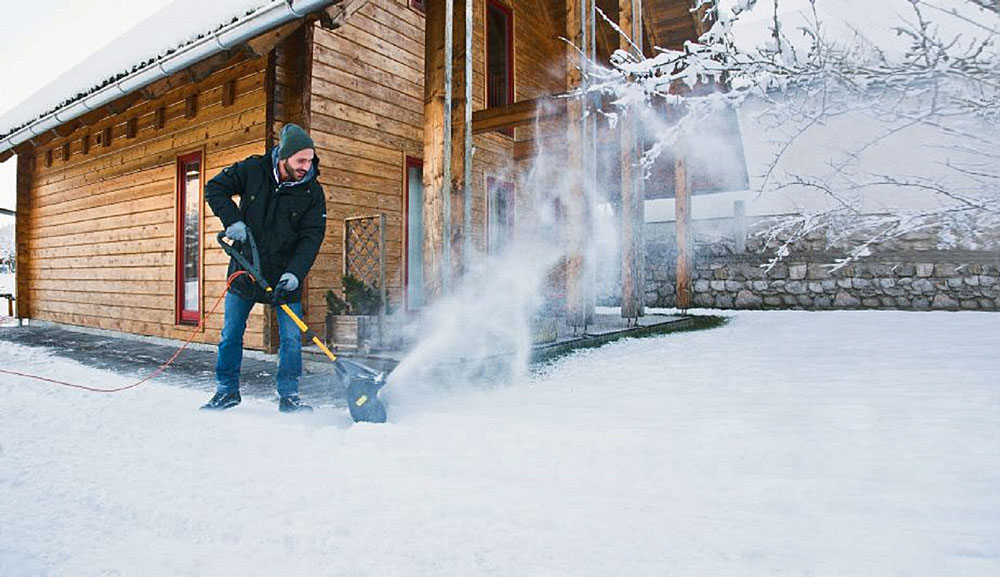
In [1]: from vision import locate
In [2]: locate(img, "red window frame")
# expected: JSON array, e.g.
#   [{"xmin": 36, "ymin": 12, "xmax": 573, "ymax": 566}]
[
  {"xmin": 175, "ymin": 151, "xmax": 203, "ymax": 325},
  {"xmin": 485, "ymin": 0, "xmax": 514, "ymax": 114}
]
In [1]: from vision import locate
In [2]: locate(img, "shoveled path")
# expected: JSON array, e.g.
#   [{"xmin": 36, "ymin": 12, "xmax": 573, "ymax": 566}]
[{"xmin": 0, "ymin": 321, "xmax": 348, "ymax": 409}]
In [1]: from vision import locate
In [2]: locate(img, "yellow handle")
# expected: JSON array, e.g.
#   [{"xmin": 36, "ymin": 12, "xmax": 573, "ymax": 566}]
[{"xmin": 266, "ymin": 287, "xmax": 339, "ymax": 363}]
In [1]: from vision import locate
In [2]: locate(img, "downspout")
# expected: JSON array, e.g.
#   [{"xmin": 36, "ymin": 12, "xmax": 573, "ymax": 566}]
[
  {"xmin": 0, "ymin": 0, "xmax": 335, "ymax": 154},
  {"xmin": 463, "ymin": 0, "xmax": 473, "ymax": 267},
  {"xmin": 442, "ymin": 0, "xmax": 454, "ymax": 293}
]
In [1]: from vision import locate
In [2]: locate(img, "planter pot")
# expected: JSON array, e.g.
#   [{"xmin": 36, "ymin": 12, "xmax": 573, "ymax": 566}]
[{"xmin": 325, "ymin": 314, "xmax": 380, "ymax": 351}]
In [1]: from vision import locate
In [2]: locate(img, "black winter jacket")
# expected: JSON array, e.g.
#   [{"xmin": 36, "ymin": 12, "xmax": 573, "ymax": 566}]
[{"xmin": 206, "ymin": 148, "xmax": 327, "ymax": 304}]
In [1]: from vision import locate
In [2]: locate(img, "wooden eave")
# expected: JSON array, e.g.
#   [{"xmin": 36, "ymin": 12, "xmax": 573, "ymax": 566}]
[{"xmin": 5, "ymin": 1, "xmax": 369, "ymax": 164}]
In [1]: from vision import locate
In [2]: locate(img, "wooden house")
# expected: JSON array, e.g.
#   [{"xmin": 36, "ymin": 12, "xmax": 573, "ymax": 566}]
[{"xmin": 0, "ymin": 0, "xmax": 707, "ymax": 352}]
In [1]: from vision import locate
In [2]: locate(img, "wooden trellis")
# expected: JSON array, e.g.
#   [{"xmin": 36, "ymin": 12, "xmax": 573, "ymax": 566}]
[{"xmin": 344, "ymin": 214, "xmax": 386, "ymax": 347}]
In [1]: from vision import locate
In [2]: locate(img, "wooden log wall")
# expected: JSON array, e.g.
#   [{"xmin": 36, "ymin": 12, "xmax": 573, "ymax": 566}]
[
  {"xmin": 18, "ymin": 57, "xmax": 269, "ymax": 348},
  {"xmin": 303, "ymin": 0, "xmax": 570, "ymax": 312},
  {"xmin": 307, "ymin": 0, "xmax": 423, "ymax": 316}
]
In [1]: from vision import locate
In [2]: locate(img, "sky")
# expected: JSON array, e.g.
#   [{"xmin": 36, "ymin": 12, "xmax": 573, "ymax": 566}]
[{"xmin": 0, "ymin": 0, "xmax": 173, "ymax": 212}]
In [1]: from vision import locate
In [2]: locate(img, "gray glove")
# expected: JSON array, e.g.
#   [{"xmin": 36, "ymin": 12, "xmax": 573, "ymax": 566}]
[
  {"xmin": 272, "ymin": 272, "xmax": 299, "ymax": 305},
  {"xmin": 225, "ymin": 220, "xmax": 248, "ymax": 242}
]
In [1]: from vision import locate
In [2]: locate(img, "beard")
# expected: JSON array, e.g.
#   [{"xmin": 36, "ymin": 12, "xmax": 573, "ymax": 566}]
[{"xmin": 282, "ymin": 159, "xmax": 308, "ymax": 181}]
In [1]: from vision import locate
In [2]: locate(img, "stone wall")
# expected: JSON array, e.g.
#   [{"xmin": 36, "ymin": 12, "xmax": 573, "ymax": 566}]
[{"xmin": 641, "ymin": 218, "xmax": 1000, "ymax": 311}]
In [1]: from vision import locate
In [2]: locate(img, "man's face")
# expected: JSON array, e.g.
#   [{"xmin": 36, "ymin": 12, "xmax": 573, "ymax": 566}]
[{"xmin": 282, "ymin": 148, "xmax": 314, "ymax": 181}]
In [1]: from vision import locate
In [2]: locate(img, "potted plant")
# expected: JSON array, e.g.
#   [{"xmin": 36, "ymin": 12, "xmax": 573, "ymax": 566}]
[{"xmin": 324, "ymin": 274, "xmax": 385, "ymax": 351}]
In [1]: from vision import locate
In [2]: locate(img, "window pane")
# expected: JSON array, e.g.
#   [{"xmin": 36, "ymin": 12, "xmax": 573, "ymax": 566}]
[
  {"xmin": 488, "ymin": 179, "xmax": 514, "ymax": 254},
  {"xmin": 487, "ymin": 3, "xmax": 510, "ymax": 108},
  {"xmin": 407, "ymin": 163, "xmax": 424, "ymax": 309},
  {"xmin": 183, "ymin": 161, "xmax": 200, "ymax": 315}
]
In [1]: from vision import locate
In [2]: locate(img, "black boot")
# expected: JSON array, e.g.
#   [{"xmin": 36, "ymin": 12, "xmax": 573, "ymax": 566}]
[
  {"xmin": 201, "ymin": 390, "xmax": 241, "ymax": 410},
  {"xmin": 279, "ymin": 395, "xmax": 313, "ymax": 413}
]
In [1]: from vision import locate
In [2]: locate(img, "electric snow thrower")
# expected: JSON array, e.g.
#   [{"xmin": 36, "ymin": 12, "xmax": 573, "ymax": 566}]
[{"xmin": 217, "ymin": 231, "xmax": 387, "ymax": 423}]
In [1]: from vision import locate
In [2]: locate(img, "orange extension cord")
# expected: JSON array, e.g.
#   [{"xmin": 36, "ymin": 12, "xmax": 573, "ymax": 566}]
[{"xmin": 0, "ymin": 270, "xmax": 252, "ymax": 393}]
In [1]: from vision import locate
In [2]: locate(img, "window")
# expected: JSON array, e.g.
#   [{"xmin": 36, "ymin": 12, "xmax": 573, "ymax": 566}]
[
  {"xmin": 487, "ymin": 177, "xmax": 515, "ymax": 254},
  {"xmin": 409, "ymin": 0, "xmax": 425, "ymax": 13},
  {"xmin": 176, "ymin": 152, "xmax": 202, "ymax": 325},
  {"xmin": 486, "ymin": 0, "xmax": 513, "ymax": 110},
  {"xmin": 404, "ymin": 156, "xmax": 425, "ymax": 310}
]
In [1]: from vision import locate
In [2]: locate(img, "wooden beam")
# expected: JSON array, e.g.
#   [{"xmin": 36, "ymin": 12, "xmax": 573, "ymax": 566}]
[
  {"xmin": 105, "ymin": 92, "xmax": 144, "ymax": 116},
  {"xmin": 641, "ymin": 1, "xmax": 660, "ymax": 52},
  {"xmin": 318, "ymin": 0, "xmax": 371, "ymax": 31},
  {"xmin": 471, "ymin": 97, "xmax": 567, "ymax": 134},
  {"xmin": 564, "ymin": 0, "xmax": 592, "ymax": 328},
  {"xmin": 422, "ymin": 0, "xmax": 448, "ymax": 300},
  {"xmin": 675, "ymin": 153, "xmax": 691, "ymax": 309},
  {"xmin": 449, "ymin": 0, "xmax": 470, "ymax": 277},
  {"xmin": 185, "ymin": 94, "xmax": 198, "ymax": 119},
  {"xmin": 15, "ymin": 152, "xmax": 32, "ymax": 318},
  {"xmin": 620, "ymin": 0, "xmax": 645, "ymax": 321},
  {"xmin": 0, "ymin": 150, "xmax": 13, "ymax": 164},
  {"xmin": 246, "ymin": 20, "xmax": 305, "ymax": 57},
  {"xmin": 221, "ymin": 80, "xmax": 236, "ymax": 107},
  {"xmin": 53, "ymin": 120, "xmax": 81, "ymax": 138},
  {"xmin": 302, "ymin": 25, "xmax": 314, "ymax": 131}
]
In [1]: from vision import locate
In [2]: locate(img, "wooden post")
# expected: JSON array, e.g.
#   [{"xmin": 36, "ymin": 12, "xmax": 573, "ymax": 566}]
[
  {"xmin": 15, "ymin": 152, "xmax": 32, "ymax": 319},
  {"xmin": 462, "ymin": 0, "xmax": 473, "ymax": 267},
  {"xmin": 449, "ymin": 0, "xmax": 469, "ymax": 278},
  {"xmin": 565, "ymin": 0, "xmax": 595, "ymax": 329},
  {"xmin": 422, "ymin": 0, "xmax": 449, "ymax": 300},
  {"xmin": 423, "ymin": 0, "xmax": 468, "ymax": 299},
  {"xmin": 675, "ymin": 152, "xmax": 691, "ymax": 310},
  {"xmin": 620, "ymin": 0, "xmax": 645, "ymax": 321}
]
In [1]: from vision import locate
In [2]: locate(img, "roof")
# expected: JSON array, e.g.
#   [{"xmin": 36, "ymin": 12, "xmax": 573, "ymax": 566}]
[{"xmin": 0, "ymin": 0, "xmax": 331, "ymax": 152}]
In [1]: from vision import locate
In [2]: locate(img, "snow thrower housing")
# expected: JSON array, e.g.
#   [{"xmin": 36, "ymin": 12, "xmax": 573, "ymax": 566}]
[{"xmin": 217, "ymin": 231, "xmax": 387, "ymax": 423}]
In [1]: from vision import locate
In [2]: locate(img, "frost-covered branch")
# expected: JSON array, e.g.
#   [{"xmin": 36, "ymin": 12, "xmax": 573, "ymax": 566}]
[{"xmin": 584, "ymin": 0, "xmax": 1000, "ymax": 266}]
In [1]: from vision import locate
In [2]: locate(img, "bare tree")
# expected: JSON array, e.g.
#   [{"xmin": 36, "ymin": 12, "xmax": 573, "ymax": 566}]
[{"xmin": 588, "ymin": 0, "xmax": 1000, "ymax": 270}]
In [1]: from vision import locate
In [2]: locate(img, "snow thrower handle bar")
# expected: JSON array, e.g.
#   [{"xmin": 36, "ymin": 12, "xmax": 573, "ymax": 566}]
[{"xmin": 216, "ymin": 230, "xmax": 340, "ymax": 364}]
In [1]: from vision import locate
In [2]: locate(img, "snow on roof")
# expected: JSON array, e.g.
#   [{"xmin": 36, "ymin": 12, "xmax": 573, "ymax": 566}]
[{"xmin": 0, "ymin": 0, "xmax": 279, "ymax": 142}]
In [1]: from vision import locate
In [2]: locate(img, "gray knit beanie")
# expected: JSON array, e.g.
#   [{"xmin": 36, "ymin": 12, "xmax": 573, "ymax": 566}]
[{"xmin": 277, "ymin": 123, "xmax": 315, "ymax": 159}]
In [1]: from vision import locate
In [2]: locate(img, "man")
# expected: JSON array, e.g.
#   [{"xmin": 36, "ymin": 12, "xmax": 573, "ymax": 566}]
[{"xmin": 201, "ymin": 123, "xmax": 327, "ymax": 412}]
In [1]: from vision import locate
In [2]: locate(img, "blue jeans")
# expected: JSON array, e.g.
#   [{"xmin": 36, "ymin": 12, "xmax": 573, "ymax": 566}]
[{"xmin": 215, "ymin": 291, "xmax": 303, "ymax": 397}]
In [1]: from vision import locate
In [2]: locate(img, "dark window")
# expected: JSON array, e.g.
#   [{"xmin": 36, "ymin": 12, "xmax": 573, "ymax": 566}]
[
  {"xmin": 487, "ymin": 177, "xmax": 515, "ymax": 254},
  {"xmin": 176, "ymin": 152, "xmax": 202, "ymax": 325},
  {"xmin": 404, "ymin": 156, "xmax": 424, "ymax": 310},
  {"xmin": 409, "ymin": 0, "xmax": 425, "ymax": 13},
  {"xmin": 486, "ymin": 0, "xmax": 513, "ymax": 110}
]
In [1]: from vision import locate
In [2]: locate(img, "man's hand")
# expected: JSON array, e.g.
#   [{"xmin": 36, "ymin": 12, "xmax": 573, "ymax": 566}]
[
  {"xmin": 272, "ymin": 272, "xmax": 299, "ymax": 305},
  {"xmin": 225, "ymin": 221, "xmax": 248, "ymax": 242}
]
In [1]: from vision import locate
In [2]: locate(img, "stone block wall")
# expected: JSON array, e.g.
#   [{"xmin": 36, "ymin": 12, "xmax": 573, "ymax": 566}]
[{"xmin": 641, "ymin": 218, "xmax": 1000, "ymax": 311}]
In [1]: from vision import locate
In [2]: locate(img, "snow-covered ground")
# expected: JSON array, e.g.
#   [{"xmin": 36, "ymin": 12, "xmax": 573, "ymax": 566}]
[{"xmin": 1, "ymin": 310, "xmax": 998, "ymax": 576}]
